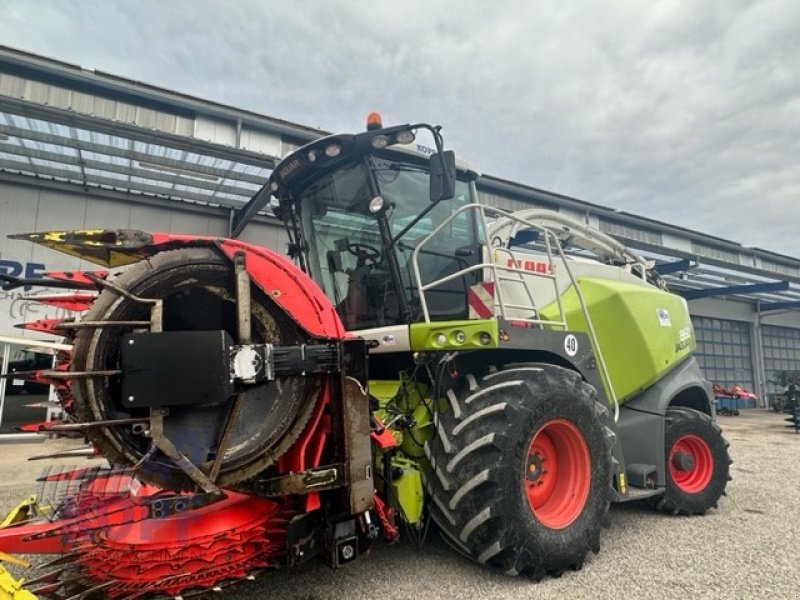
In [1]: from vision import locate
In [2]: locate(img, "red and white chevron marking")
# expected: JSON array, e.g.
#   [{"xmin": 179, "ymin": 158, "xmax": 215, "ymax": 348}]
[{"xmin": 468, "ymin": 281, "xmax": 495, "ymax": 319}]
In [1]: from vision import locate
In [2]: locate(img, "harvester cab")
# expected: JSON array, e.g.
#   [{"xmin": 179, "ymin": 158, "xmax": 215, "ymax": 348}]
[
  {"xmin": 264, "ymin": 113, "xmax": 478, "ymax": 333},
  {"xmin": 0, "ymin": 115, "xmax": 731, "ymax": 597}
]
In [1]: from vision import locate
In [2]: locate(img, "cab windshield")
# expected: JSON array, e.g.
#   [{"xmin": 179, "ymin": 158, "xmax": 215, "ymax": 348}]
[{"xmin": 298, "ymin": 157, "xmax": 478, "ymax": 330}]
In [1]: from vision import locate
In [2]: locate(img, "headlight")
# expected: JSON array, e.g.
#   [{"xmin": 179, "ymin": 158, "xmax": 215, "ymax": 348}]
[
  {"xmin": 371, "ymin": 135, "xmax": 389, "ymax": 149},
  {"xmin": 369, "ymin": 196, "xmax": 385, "ymax": 213},
  {"xmin": 395, "ymin": 130, "xmax": 415, "ymax": 145},
  {"xmin": 324, "ymin": 144, "xmax": 342, "ymax": 157}
]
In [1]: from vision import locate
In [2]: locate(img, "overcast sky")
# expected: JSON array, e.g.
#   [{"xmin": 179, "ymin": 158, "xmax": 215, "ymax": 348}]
[{"xmin": 1, "ymin": 0, "xmax": 798, "ymax": 257}]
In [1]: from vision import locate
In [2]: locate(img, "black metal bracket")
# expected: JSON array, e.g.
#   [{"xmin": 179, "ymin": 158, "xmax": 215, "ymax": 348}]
[
  {"xmin": 121, "ymin": 331, "xmax": 343, "ymax": 408},
  {"xmin": 229, "ymin": 342, "xmax": 341, "ymax": 383},
  {"xmin": 252, "ymin": 464, "xmax": 345, "ymax": 496},
  {"xmin": 148, "ymin": 490, "xmax": 224, "ymax": 519}
]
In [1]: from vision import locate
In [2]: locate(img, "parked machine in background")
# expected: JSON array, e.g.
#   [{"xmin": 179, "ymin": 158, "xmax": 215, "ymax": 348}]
[{"xmin": 4, "ymin": 349, "xmax": 51, "ymax": 395}]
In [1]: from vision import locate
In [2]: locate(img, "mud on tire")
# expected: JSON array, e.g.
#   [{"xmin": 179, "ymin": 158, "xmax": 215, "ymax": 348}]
[{"xmin": 425, "ymin": 363, "xmax": 614, "ymax": 579}]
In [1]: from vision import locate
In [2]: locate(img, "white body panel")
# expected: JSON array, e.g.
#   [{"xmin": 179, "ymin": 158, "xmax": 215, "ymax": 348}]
[
  {"xmin": 353, "ymin": 324, "xmax": 411, "ymax": 353},
  {"xmin": 486, "ymin": 246, "xmax": 651, "ymax": 322}
]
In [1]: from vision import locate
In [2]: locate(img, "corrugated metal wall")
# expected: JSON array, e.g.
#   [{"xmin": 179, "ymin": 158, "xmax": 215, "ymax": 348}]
[
  {"xmin": 0, "ymin": 72, "xmax": 291, "ymax": 158},
  {"xmin": 0, "ymin": 72, "xmax": 196, "ymax": 136},
  {"xmin": 0, "ymin": 179, "xmax": 287, "ymax": 335}
]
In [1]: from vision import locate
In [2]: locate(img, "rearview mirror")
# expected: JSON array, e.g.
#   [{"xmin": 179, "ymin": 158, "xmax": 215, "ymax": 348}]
[{"xmin": 430, "ymin": 150, "xmax": 456, "ymax": 202}]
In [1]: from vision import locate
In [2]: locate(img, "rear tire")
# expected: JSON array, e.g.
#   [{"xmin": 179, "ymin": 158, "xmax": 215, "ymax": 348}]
[
  {"xmin": 425, "ymin": 363, "xmax": 613, "ymax": 578},
  {"xmin": 653, "ymin": 407, "xmax": 731, "ymax": 515}
]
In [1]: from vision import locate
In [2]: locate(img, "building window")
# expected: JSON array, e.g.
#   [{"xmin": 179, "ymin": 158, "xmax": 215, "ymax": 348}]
[
  {"xmin": 761, "ymin": 325, "xmax": 800, "ymax": 390},
  {"xmin": 691, "ymin": 317, "xmax": 754, "ymax": 390}
]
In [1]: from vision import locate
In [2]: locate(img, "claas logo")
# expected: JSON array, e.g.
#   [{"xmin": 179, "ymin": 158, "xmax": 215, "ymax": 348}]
[{"xmin": 506, "ymin": 259, "xmax": 553, "ymax": 274}]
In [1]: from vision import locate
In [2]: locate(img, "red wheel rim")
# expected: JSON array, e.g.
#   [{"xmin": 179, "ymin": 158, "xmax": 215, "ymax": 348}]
[
  {"xmin": 669, "ymin": 434, "xmax": 713, "ymax": 493},
  {"xmin": 524, "ymin": 419, "xmax": 591, "ymax": 529}
]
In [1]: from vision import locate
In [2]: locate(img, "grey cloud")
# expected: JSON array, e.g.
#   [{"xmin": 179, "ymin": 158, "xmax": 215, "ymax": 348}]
[{"xmin": 1, "ymin": 0, "xmax": 797, "ymax": 255}]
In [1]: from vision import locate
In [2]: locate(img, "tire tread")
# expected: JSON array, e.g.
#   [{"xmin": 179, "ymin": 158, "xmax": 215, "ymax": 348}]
[{"xmin": 426, "ymin": 362, "xmax": 612, "ymax": 579}]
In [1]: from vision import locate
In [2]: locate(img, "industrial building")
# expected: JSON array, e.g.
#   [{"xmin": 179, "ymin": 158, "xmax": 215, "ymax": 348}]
[{"xmin": 0, "ymin": 44, "xmax": 798, "ymax": 431}]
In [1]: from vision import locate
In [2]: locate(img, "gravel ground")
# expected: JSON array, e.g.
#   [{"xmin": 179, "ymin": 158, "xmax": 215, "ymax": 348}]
[{"xmin": 1, "ymin": 410, "xmax": 798, "ymax": 599}]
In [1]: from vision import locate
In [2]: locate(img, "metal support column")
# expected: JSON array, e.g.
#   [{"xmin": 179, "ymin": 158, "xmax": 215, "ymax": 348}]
[
  {"xmin": 0, "ymin": 341, "xmax": 9, "ymax": 432},
  {"xmin": 753, "ymin": 302, "xmax": 768, "ymax": 408}
]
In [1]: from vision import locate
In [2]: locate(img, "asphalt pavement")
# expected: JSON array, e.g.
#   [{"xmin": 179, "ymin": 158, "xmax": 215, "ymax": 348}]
[{"xmin": 0, "ymin": 410, "xmax": 797, "ymax": 599}]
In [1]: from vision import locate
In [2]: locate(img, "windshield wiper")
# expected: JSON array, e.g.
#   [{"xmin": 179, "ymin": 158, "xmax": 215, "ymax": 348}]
[{"xmin": 387, "ymin": 200, "xmax": 440, "ymax": 252}]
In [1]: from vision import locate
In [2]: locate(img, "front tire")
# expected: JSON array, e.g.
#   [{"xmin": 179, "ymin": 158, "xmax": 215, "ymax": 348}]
[
  {"xmin": 654, "ymin": 407, "xmax": 731, "ymax": 515},
  {"xmin": 425, "ymin": 363, "xmax": 613, "ymax": 578}
]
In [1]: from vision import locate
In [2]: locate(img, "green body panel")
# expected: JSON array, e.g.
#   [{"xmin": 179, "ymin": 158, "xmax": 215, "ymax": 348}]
[
  {"xmin": 389, "ymin": 455, "xmax": 425, "ymax": 524},
  {"xmin": 369, "ymin": 380, "xmax": 403, "ymax": 405},
  {"xmin": 403, "ymin": 403, "xmax": 433, "ymax": 459},
  {"xmin": 370, "ymin": 377, "xmax": 432, "ymax": 458},
  {"xmin": 539, "ymin": 278, "xmax": 696, "ymax": 404},
  {"xmin": 409, "ymin": 319, "xmax": 499, "ymax": 351},
  {"xmin": 369, "ymin": 377, "xmax": 431, "ymax": 523}
]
